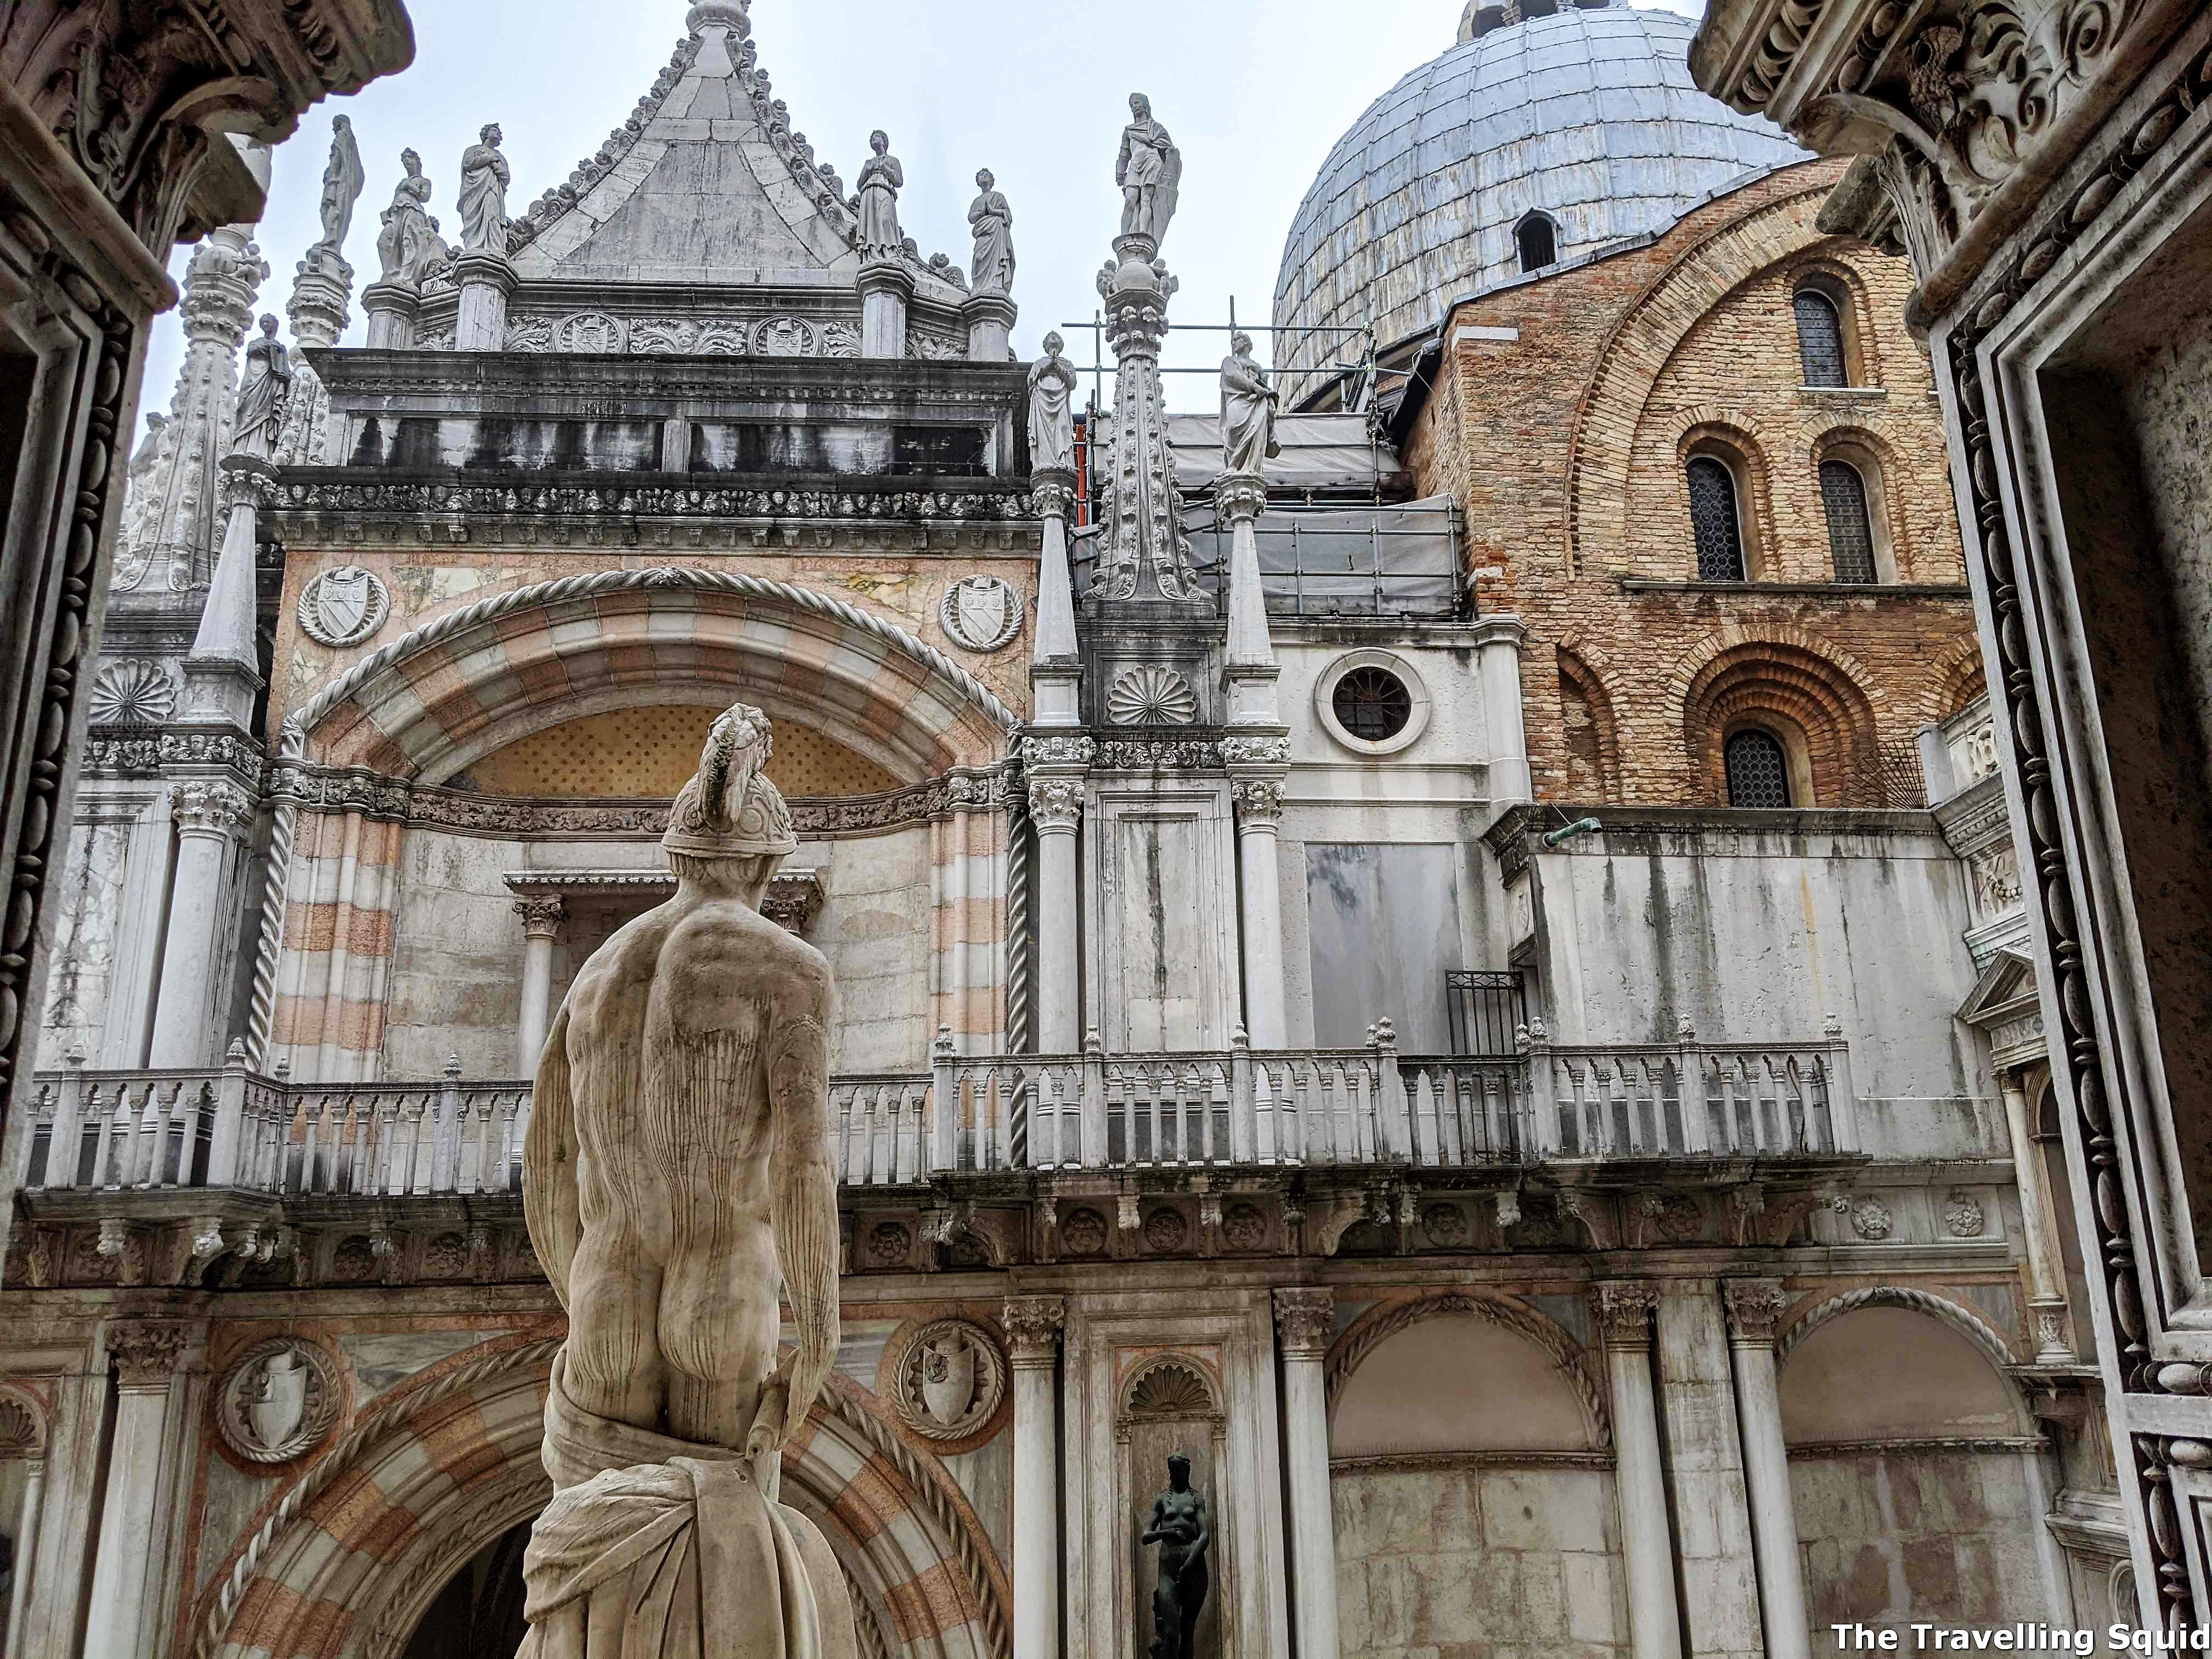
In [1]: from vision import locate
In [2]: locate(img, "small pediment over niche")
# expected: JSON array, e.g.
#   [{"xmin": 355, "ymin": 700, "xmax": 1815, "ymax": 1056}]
[{"xmin": 1957, "ymin": 947, "xmax": 2042, "ymax": 1070}]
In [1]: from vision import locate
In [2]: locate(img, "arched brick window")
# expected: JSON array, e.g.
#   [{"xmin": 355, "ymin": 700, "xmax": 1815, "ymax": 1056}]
[
  {"xmin": 1794, "ymin": 288, "xmax": 1848, "ymax": 387},
  {"xmin": 1820, "ymin": 459, "xmax": 1877, "ymax": 584},
  {"xmin": 1687, "ymin": 455, "xmax": 1746, "ymax": 582},
  {"xmin": 1516, "ymin": 212, "xmax": 1558, "ymax": 275},
  {"xmin": 1725, "ymin": 727, "xmax": 1792, "ymax": 808}
]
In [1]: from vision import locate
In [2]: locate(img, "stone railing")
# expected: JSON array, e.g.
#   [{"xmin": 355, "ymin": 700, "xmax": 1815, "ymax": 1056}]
[{"xmin": 19, "ymin": 1024, "xmax": 1858, "ymax": 1201}]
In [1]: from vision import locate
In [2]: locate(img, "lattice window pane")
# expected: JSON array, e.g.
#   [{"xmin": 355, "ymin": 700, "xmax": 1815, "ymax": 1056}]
[
  {"xmin": 1686, "ymin": 456, "xmax": 1745, "ymax": 581},
  {"xmin": 1795, "ymin": 291, "xmax": 1847, "ymax": 387},
  {"xmin": 1726, "ymin": 729, "xmax": 1792, "ymax": 808},
  {"xmin": 1821, "ymin": 459, "xmax": 1877, "ymax": 584}
]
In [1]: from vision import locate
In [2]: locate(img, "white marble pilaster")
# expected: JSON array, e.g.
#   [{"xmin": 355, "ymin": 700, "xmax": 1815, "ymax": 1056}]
[
  {"xmin": 515, "ymin": 896, "xmax": 565, "ymax": 1075},
  {"xmin": 1472, "ymin": 615, "xmax": 1532, "ymax": 802},
  {"xmin": 1274, "ymin": 1289, "xmax": 1339, "ymax": 1659},
  {"xmin": 2001, "ymin": 1069, "xmax": 2076, "ymax": 1360},
  {"xmin": 1005, "ymin": 1296, "xmax": 1065, "ymax": 1659},
  {"xmin": 83, "ymin": 1322, "xmax": 193, "ymax": 1659},
  {"xmin": 1723, "ymin": 1279, "xmax": 1810, "ymax": 1659},
  {"xmin": 453, "ymin": 250, "xmax": 516, "ymax": 351},
  {"xmin": 1592, "ymin": 1282, "xmax": 1682, "ymax": 1659},
  {"xmin": 1234, "ymin": 783, "xmax": 1289, "ymax": 1049},
  {"xmin": 148, "ymin": 781, "xmax": 252, "ymax": 1068},
  {"xmin": 1030, "ymin": 777, "xmax": 1084, "ymax": 1054}
]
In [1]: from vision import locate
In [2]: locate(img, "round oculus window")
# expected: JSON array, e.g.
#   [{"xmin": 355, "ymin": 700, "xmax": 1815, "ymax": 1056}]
[{"xmin": 1331, "ymin": 665, "xmax": 1414, "ymax": 744}]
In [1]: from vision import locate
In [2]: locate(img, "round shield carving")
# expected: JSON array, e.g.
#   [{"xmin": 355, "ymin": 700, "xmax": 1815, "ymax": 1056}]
[
  {"xmin": 296, "ymin": 566, "xmax": 391, "ymax": 648},
  {"xmin": 217, "ymin": 1338, "xmax": 341, "ymax": 1464},
  {"xmin": 892, "ymin": 1319, "xmax": 1006, "ymax": 1442},
  {"xmin": 939, "ymin": 575, "xmax": 1023, "ymax": 653}
]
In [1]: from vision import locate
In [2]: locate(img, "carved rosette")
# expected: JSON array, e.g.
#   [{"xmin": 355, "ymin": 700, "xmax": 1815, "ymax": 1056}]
[
  {"xmin": 172, "ymin": 778, "xmax": 254, "ymax": 837},
  {"xmin": 1028, "ymin": 776, "xmax": 1084, "ymax": 834},
  {"xmin": 514, "ymin": 897, "xmax": 565, "ymax": 941},
  {"xmin": 1002, "ymin": 1295, "xmax": 1065, "ymax": 1370},
  {"xmin": 1274, "ymin": 1287, "xmax": 1335, "ymax": 1362},
  {"xmin": 1589, "ymin": 1282, "xmax": 1661, "ymax": 1350},
  {"xmin": 1722, "ymin": 1279, "xmax": 1791, "ymax": 1346},
  {"xmin": 107, "ymin": 1321, "xmax": 190, "ymax": 1386},
  {"xmin": 1233, "ymin": 780, "xmax": 1286, "ymax": 826}
]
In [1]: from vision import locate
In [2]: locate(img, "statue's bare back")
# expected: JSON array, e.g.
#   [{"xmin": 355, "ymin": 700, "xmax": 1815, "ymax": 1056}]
[{"xmin": 525, "ymin": 706, "xmax": 839, "ymax": 1464}]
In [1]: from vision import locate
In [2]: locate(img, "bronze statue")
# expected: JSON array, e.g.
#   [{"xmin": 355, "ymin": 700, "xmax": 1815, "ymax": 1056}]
[{"xmin": 1139, "ymin": 1452, "xmax": 1211, "ymax": 1659}]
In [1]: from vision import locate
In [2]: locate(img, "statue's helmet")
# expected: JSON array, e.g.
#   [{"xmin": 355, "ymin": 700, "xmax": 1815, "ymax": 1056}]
[{"xmin": 662, "ymin": 702, "xmax": 798, "ymax": 861}]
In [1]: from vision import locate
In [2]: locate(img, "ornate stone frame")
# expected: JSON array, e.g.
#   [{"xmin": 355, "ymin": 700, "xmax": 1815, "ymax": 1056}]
[{"xmin": 1312, "ymin": 648, "xmax": 1433, "ymax": 758}]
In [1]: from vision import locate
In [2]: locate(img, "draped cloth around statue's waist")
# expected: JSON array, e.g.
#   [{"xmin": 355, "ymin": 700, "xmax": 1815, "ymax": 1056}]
[{"xmin": 519, "ymin": 1351, "xmax": 859, "ymax": 1659}]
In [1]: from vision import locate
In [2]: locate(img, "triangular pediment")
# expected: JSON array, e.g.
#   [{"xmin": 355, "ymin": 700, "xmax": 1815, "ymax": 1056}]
[
  {"xmin": 1957, "ymin": 946, "xmax": 2038, "ymax": 1028},
  {"xmin": 507, "ymin": 12, "xmax": 862, "ymax": 289}
]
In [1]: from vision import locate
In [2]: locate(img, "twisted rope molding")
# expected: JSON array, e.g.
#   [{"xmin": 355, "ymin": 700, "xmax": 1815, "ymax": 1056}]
[
  {"xmin": 278, "ymin": 568, "xmax": 1023, "ymax": 761},
  {"xmin": 1773, "ymin": 1285, "xmax": 2021, "ymax": 1378},
  {"xmin": 1002, "ymin": 782, "xmax": 1033, "ymax": 1055},
  {"xmin": 244, "ymin": 793, "xmax": 299, "ymax": 1068},
  {"xmin": 1322, "ymin": 1290, "xmax": 1612, "ymax": 1451}
]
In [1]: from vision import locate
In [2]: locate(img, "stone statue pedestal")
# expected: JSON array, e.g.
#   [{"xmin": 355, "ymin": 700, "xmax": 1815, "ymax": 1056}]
[
  {"xmin": 288, "ymin": 250, "xmax": 353, "ymax": 349},
  {"xmin": 453, "ymin": 249, "xmax": 516, "ymax": 351},
  {"xmin": 857, "ymin": 258, "xmax": 913, "ymax": 360},
  {"xmin": 362, "ymin": 280, "xmax": 420, "ymax": 349},
  {"xmin": 1113, "ymin": 231, "xmax": 1160, "ymax": 268},
  {"xmin": 963, "ymin": 291, "xmax": 1017, "ymax": 364}
]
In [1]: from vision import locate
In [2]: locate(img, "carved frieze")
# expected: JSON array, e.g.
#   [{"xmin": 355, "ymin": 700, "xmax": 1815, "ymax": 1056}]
[{"xmin": 272, "ymin": 477, "xmax": 1036, "ymax": 524}]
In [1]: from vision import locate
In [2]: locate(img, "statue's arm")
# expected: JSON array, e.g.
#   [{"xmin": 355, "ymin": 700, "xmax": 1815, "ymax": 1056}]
[
  {"xmin": 522, "ymin": 1003, "xmax": 580, "ymax": 1311},
  {"xmin": 1116, "ymin": 131, "xmax": 1133, "ymax": 186},
  {"xmin": 757, "ymin": 971, "xmax": 840, "ymax": 1453}
]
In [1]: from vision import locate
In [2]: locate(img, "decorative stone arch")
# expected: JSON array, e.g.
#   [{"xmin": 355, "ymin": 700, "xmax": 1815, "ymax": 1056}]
[
  {"xmin": 1774, "ymin": 1285, "xmax": 2025, "ymax": 1380},
  {"xmin": 1673, "ymin": 406, "xmax": 1781, "ymax": 579},
  {"xmin": 283, "ymin": 568, "xmax": 1022, "ymax": 786},
  {"xmin": 1673, "ymin": 626, "xmax": 1886, "ymax": 806},
  {"xmin": 1782, "ymin": 251, "xmax": 1887, "ymax": 386},
  {"xmin": 1553, "ymin": 635, "xmax": 1627, "ymax": 800},
  {"xmin": 1322, "ymin": 1290, "xmax": 1611, "ymax": 1449},
  {"xmin": 195, "ymin": 1338, "xmax": 1010, "ymax": 1659},
  {"xmin": 1566, "ymin": 180, "xmax": 1833, "ymax": 573},
  {"xmin": 1925, "ymin": 634, "xmax": 1990, "ymax": 726}
]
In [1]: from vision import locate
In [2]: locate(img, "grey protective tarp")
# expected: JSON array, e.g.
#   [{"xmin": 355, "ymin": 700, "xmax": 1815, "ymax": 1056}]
[
  {"xmin": 1181, "ymin": 493, "xmax": 1459, "ymax": 618},
  {"xmin": 1159, "ymin": 413, "xmax": 1384, "ymax": 492}
]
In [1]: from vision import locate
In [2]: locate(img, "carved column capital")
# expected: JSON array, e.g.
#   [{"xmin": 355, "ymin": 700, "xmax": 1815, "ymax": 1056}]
[
  {"xmin": 1273, "ymin": 1287, "xmax": 1335, "ymax": 1361},
  {"xmin": 514, "ymin": 896, "xmax": 565, "ymax": 940},
  {"xmin": 106, "ymin": 1320, "xmax": 190, "ymax": 1386},
  {"xmin": 1003, "ymin": 1295, "xmax": 1066, "ymax": 1368},
  {"xmin": 1722, "ymin": 1278, "xmax": 1791, "ymax": 1346},
  {"xmin": 1028, "ymin": 776, "xmax": 1085, "ymax": 834},
  {"xmin": 1212, "ymin": 472, "xmax": 1268, "ymax": 526},
  {"xmin": 1233, "ymin": 778, "xmax": 1286, "ymax": 827},
  {"xmin": 171, "ymin": 778, "xmax": 254, "ymax": 836},
  {"xmin": 1031, "ymin": 468, "xmax": 1078, "ymax": 521},
  {"xmin": 1589, "ymin": 1280, "xmax": 1661, "ymax": 1349}
]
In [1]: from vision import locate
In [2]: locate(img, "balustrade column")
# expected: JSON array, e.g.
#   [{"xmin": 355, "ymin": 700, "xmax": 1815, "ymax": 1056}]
[
  {"xmin": 1274, "ymin": 1289, "xmax": 1340, "ymax": 1659},
  {"xmin": 1004, "ymin": 1296, "xmax": 1066, "ymax": 1659},
  {"xmin": 2000, "ymin": 1068, "xmax": 2076, "ymax": 1360},
  {"xmin": 1723, "ymin": 1280, "xmax": 1810, "ymax": 1659},
  {"xmin": 83, "ymin": 1322, "xmax": 194, "ymax": 1659},
  {"xmin": 1029, "ymin": 778, "xmax": 1085, "ymax": 1053},
  {"xmin": 149, "ymin": 781, "xmax": 253, "ymax": 1068},
  {"xmin": 515, "ymin": 896, "xmax": 565, "ymax": 1076},
  {"xmin": 1591, "ymin": 1283, "xmax": 1681, "ymax": 1659}
]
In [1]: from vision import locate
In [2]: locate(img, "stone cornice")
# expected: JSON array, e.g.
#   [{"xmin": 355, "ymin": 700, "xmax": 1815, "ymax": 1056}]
[
  {"xmin": 82, "ymin": 726, "xmax": 267, "ymax": 788},
  {"xmin": 1482, "ymin": 802, "xmax": 1949, "ymax": 869}
]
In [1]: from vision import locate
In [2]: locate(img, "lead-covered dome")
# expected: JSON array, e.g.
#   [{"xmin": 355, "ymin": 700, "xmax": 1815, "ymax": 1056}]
[{"xmin": 1273, "ymin": 2, "xmax": 1804, "ymax": 404}]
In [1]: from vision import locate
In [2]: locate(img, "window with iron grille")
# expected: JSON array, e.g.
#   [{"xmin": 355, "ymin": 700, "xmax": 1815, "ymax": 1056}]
[
  {"xmin": 1516, "ymin": 213, "xmax": 1558, "ymax": 274},
  {"xmin": 1332, "ymin": 666, "xmax": 1413, "ymax": 743},
  {"xmin": 1447, "ymin": 970, "xmax": 1528, "ymax": 1057},
  {"xmin": 1687, "ymin": 456, "xmax": 1746, "ymax": 581},
  {"xmin": 1726, "ymin": 728, "xmax": 1792, "ymax": 808},
  {"xmin": 1794, "ymin": 290, "xmax": 1847, "ymax": 387},
  {"xmin": 1821, "ymin": 458, "xmax": 1877, "ymax": 584}
]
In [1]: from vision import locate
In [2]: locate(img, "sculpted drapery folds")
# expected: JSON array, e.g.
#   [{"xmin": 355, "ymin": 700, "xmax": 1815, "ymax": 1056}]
[
  {"xmin": 1218, "ymin": 330, "xmax": 1280, "ymax": 477},
  {"xmin": 1027, "ymin": 332, "xmax": 1078, "ymax": 475},
  {"xmin": 1116, "ymin": 93, "xmax": 1182, "ymax": 247},
  {"xmin": 968, "ymin": 168, "xmax": 1015, "ymax": 294},
  {"xmin": 855, "ymin": 131, "xmax": 904, "ymax": 257},
  {"xmin": 458, "ymin": 122, "xmax": 512, "ymax": 253},
  {"xmin": 520, "ymin": 703, "xmax": 856, "ymax": 1659}
]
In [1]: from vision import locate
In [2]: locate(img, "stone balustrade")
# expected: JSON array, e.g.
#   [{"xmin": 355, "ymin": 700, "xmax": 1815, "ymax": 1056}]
[{"xmin": 17, "ymin": 1024, "xmax": 1857, "ymax": 1202}]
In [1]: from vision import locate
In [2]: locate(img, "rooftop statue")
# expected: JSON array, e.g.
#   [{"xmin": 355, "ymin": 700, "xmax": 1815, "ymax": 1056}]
[
  {"xmin": 374, "ymin": 149, "xmax": 448, "ymax": 289},
  {"xmin": 1028, "ymin": 332, "xmax": 1078, "ymax": 475},
  {"xmin": 458, "ymin": 122, "xmax": 511, "ymax": 254},
  {"xmin": 969, "ymin": 168, "xmax": 1015, "ymax": 295},
  {"xmin": 520, "ymin": 704, "xmax": 857, "ymax": 1659},
  {"xmin": 1140, "ymin": 1452, "xmax": 1212, "ymax": 1659},
  {"xmin": 229, "ymin": 316, "xmax": 291, "ymax": 465},
  {"xmin": 1218, "ymin": 331, "xmax": 1281, "ymax": 478},
  {"xmin": 310, "ymin": 115, "xmax": 366, "ymax": 261},
  {"xmin": 1116, "ymin": 93, "xmax": 1182, "ymax": 250},
  {"xmin": 856, "ymin": 131, "xmax": 904, "ymax": 258}
]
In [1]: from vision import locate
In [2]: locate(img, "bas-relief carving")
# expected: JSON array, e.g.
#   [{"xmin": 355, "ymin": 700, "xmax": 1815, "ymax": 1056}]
[
  {"xmin": 295, "ymin": 566, "xmax": 391, "ymax": 647},
  {"xmin": 216, "ymin": 1338, "xmax": 341, "ymax": 1464},
  {"xmin": 890, "ymin": 1319, "xmax": 1005, "ymax": 1441},
  {"xmin": 1107, "ymin": 667, "xmax": 1199, "ymax": 726},
  {"xmin": 939, "ymin": 575, "xmax": 1023, "ymax": 653},
  {"xmin": 520, "ymin": 703, "xmax": 857, "ymax": 1658}
]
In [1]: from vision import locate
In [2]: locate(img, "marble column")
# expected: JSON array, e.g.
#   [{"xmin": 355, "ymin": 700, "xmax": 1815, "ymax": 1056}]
[
  {"xmin": 1592, "ymin": 1282, "xmax": 1682, "ymax": 1659},
  {"xmin": 515, "ymin": 896, "xmax": 565, "ymax": 1076},
  {"xmin": 453, "ymin": 249, "xmax": 516, "ymax": 351},
  {"xmin": 83, "ymin": 1322, "xmax": 192, "ymax": 1659},
  {"xmin": 1029, "ymin": 776, "xmax": 1084, "ymax": 1054},
  {"xmin": 1274, "ymin": 1288, "xmax": 1340, "ymax": 1659},
  {"xmin": 1472, "ymin": 616, "xmax": 1532, "ymax": 802},
  {"xmin": 1004, "ymin": 1296, "xmax": 1065, "ymax": 1659},
  {"xmin": 2, "ymin": 1452, "xmax": 44, "ymax": 1659},
  {"xmin": 361, "ymin": 279, "xmax": 420, "ymax": 349},
  {"xmin": 1234, "ymin": 782, "xmax": 1289, "ymax": 1048},
  {"xmin": 857, "ymin": 260, "xmax": 914, "ymax": 359},
  {"xmin": 148, "ymin": 781, "xmax": 253, "ymax": 1068},
  {"xmin": 1723, "ymin": 1279, "xmax": 1809, "ymax": 1659},
  {"xmin": 2001, "ymin": 1068, "xmax": 2076, "ymax": 1361}
]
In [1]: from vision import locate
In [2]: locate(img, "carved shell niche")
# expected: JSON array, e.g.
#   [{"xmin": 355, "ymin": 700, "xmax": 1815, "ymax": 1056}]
[
  {"xmin": 88, "ymin": 659, "xmax": 176, "ymax": 725},
  {"xmin": 1125, "ymin": 1358, "xmax": 1216, "ymax": 1419},
  {"xmin": 1107, "ymin": 665, "xmax": 1198, "ymax": 726}
]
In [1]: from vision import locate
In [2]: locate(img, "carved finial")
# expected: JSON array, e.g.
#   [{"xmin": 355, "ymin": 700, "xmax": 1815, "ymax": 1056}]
[
  {"xmin": 1374, "ymin": 1017, "xmax": 1398, "ymax": 1051},
  {"xmin": 1676, "ymin": 1013, "xmax": 1696, "ymax": 1042},
  {"xmin": 445, "ymin": 1052, "xmax": 463, "ymax": 1079},
  {"xmin": 1085, "ymin": 1028, "xmax": 1105, "ymax": 1056},
  {"xmin": 686, "ymin": 1, "xmax": 751, "ymax": 37},
  {"xmin": 1823, "ymin": 1011, "xmax": 1844, "ymax": 1041},
  {"xmin": 934, "ymin": 1025, "xmax": 955, "ymax": 1057},
  {"xmin": 1231, "ymin": 1022, "xmax": 1250, "ymax": 1052}
]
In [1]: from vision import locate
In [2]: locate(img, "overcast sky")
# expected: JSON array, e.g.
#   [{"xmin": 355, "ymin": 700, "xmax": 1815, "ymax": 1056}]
[{"xmin": 136, "ymin": 0, "xmax": 1703, "ymax": 433}]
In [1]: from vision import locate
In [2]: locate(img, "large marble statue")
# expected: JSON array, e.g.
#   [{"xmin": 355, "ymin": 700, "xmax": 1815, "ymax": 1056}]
[
  {"xmin": 1116, "ymin": 94, "xmax": 1182, "ymax": 248},
  {"xmin": 230, "ymin": 316, "xmax": 291, "ymax": 464},
  {"xmin": 968, "ymin": 168, "xmax": 1015, "ymax": 294},
  {"xmin": 457, "ymin": 122, "xmax": 511, "ymax": 253},
  {"xmin": 855, "ymin": 131, "xmax": 904, "ymax": 257},
  {"xmin": 1218, "ymin": 331, "xmax": 1280, "ymax": 477},
  {"xmin": 1139, "ymin": 1453, "xmax": 1211, "ymax": 1659},
  {"xmin": 520, "ymin": 704, "xmax": 857, "ymax": 1659},
  {"xmin": 1028, "ymin": 332, "xmax": 1078, "ymax": 474},
  {"xmin": 374, "ymin": 149, "xmax": 447, "ymax": 287},
  {"xmin": 311, "ymin": 114, "xmax": 365, "ymax": 258}
]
